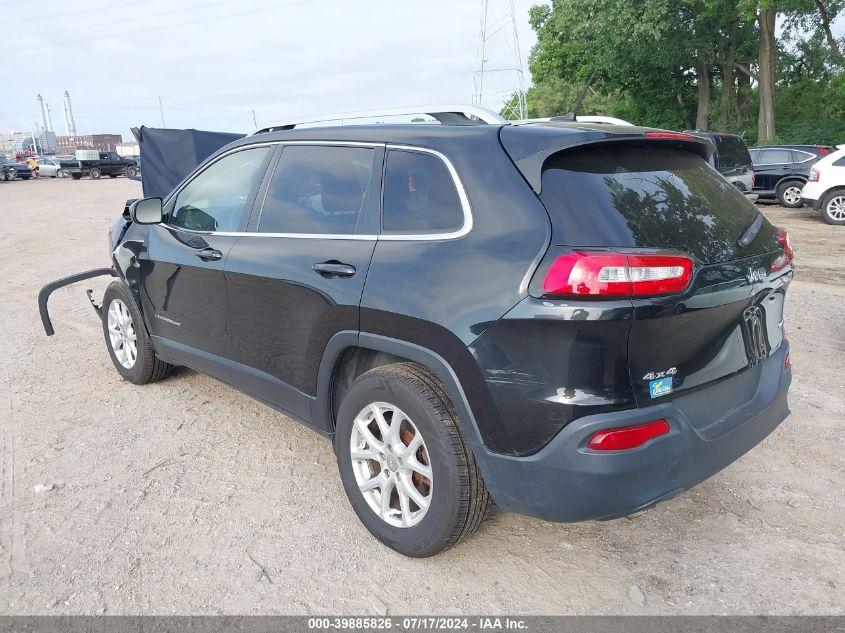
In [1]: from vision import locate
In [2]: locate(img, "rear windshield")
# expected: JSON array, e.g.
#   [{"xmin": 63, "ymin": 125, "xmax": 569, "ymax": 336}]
[
  {"xmin": 713, "ymin": 135, "xmax": 751, "ymax": 170},
  {"xmin": 540, "ymin": 144, "xmax": 766, "ymax": 264}
]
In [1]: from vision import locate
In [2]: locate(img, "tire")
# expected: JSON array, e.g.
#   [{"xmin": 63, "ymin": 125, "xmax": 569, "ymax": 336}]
[
  {"xmin": 90, "ymin": 167, "xmax": 101, "ymax": 179},
  {"xmin": 0, "ymin": 169, "xmax": 8, "ymax": 182},
  {"xmin": 101, "ymin": 281, "xmax": 171, "ymax": 384},
  {"xmin": 335, "ymin": 362, "xmax": 489, "ymax": 557},
  {"xmin": 820, "ymin": 190, "xmax": 845, "ymax": 225},
  {"xmin": 126, "ymin": 166, "xmax": 137, "ymax": 178},
  {"xmin": 776, "ymin": 180, "xmax": 804, "ymax": 208},
  {"xmin": 57, "ymin": 169, "xmax": 65, "ymax": 178}
]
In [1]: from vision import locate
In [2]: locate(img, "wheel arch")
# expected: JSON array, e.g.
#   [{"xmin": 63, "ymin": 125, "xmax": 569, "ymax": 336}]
[
  {"xmin": 314, "ymin": 332, "xmax": 487, "ymax": 450},
  {"xmin": 775, "ymin": 175, "xmax": 807, "ymax": 188}
]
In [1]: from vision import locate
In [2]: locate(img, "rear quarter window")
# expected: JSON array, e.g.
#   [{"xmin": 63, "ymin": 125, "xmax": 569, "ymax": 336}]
[
  {"xmin": 382, "ymin": 150, "xmax": 464, "ymax": 234},
  {"xmin": 539, "ymin": 144, "xmax": 767, "ymax": 264}
]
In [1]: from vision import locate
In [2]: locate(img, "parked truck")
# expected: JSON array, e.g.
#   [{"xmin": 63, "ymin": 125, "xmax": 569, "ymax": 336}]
[{"xmin": 66, "ymin": 151, "xmax": 138, "ymax": 180}]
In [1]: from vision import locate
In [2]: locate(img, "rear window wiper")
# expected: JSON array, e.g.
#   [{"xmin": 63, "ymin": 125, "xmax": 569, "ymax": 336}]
[{"xmin": 737, "ymin": 212, "xmax": 764, "ymax": 248}]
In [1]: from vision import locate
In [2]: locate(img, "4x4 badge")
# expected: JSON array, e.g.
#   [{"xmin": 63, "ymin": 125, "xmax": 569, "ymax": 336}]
[{"xmin": 642, "ymin": 367, "xmax": 678, "ymax": 381}]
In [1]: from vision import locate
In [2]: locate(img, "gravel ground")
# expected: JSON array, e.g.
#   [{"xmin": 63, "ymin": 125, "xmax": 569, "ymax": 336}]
[{"xmin": 0, "ymin": 178, "xmax": 843, "ymax": 615}]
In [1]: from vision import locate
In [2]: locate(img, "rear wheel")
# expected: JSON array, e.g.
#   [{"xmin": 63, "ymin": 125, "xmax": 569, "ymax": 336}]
[
  {"xmin": 126, "ymin": 166, "xmax": 138, "ymax": 178},
  {"xmin": 776, "ymin": 180, "xmax": 804, "ymax": 208},
  {"xmin": 101, "ymin": 281, "xmax": 171, "ymax": 384},
  {"xmin": 335, "ymin": 363, "xmax": 489, "ymax": 557},
  {"xmin": 821, "ymin": 190, "xmax": 845, "ymax": 225},
  {"xmin": 90, "ymin": 167, "xmax": 101, "ymax": 179},
  {"xmin": 0, "ymin": 169, "xmax": 9, "ymax": 182}
]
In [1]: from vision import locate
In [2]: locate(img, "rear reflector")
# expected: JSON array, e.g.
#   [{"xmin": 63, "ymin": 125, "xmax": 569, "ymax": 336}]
[
  {"xmin": 542, "ymin": 251, "xmax": 693, "ymax": 297},
  {"xmin": 644, "ymin": 131, "xmax": 696, "ymax": 141},
  {"xmin": 770, "ymin": 227, "xmax": 794, "ymax": 272},
  {"xmin": 588, "ymin": 420, "xmax": 670, "ymax": 450}
]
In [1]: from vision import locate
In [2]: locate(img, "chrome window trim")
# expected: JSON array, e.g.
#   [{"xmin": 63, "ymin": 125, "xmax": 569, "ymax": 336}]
[{"xmin": 159, "ymin": 140, "xmax": 473, "ymax": 242}]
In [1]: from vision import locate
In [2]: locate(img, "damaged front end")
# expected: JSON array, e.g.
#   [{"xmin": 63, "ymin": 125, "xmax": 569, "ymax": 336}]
[{"xmin": 38, "ymin": 203, "xmax": 136, "ymax": 336}]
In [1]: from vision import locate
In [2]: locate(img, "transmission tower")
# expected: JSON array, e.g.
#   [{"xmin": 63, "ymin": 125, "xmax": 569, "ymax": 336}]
[{"xmin": 472, "ymin": 0, "xmax": 527, "ymax": 120}]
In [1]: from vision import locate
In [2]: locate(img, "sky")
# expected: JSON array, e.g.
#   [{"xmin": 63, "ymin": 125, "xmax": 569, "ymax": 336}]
[{"xmin": 0, "ymin": 0, "xmax": 539, "ymax": 140}]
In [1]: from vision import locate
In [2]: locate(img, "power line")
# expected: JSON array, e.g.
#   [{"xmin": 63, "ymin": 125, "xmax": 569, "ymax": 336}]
[
  {"xmin": 6, "ymin": 0, "xmax": 248, "ymax": 41},
  {"xmin": 11, "ymin": 0, "xmax": 316, "ymax": 51},
  {"xmin": 4, "ymin": 0, "xmax": 149, "ymax": 24}
]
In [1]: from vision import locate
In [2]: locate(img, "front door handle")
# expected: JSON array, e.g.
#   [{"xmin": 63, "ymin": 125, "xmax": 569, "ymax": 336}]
[
  {"xmin": 196, "ymin": 248, "xmax": 222, "ymax": 262},
  {"xmin": 313, "ymin": 261, "xmax": 356, "ymax": 278}
]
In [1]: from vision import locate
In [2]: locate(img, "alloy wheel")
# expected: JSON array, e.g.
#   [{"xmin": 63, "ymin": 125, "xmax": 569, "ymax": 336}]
[
  {"xmin": 107, "ymin": 299, "xmax": 138, "ymax": 369},
  {"xmin": 827, "ymin": 196, "xmax": 845, "ymax": 222},
  {"xmin": 783, "ymin": 186, "xmax": 802, "ymax": 206},
  {"xmin": 349, "ymin": 402, "xmax": 433, "ymax": 528}
]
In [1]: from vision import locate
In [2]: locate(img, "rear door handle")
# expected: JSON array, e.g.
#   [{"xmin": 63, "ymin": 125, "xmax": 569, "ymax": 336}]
[
  {"xmin": 196, "ymin": 248, "xmax": 223, "ymax": 262},
  {"xmin": 313, "ymin": 261, "xmax": 356, "ymax": 278}
]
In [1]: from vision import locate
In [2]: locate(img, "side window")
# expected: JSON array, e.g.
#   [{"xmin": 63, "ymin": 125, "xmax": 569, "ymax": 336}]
[
  {"xmin": 791, "ymin": 150, "xmax": 815, "ymax": 163},
  {"xmin": 170, "ymin": 146, "xmax": 270, "ymax": 232},
  {"xmin": 259, "ymin": 145, "xmax": 376, "ymax": 235},
  {"xmin": 834, "ymin": 156, "xmax": 845, "ymax": 167},
  {"xmin": 382, "ymin": 150, "xmax": 464, "ymax": 234},
  {"xmin": 760, "ymin": 149, "xmax": 791, "ymax": 165},
  {"xmin": 749, "ymin": 149, "xmax": 761, "ymax": 165}
]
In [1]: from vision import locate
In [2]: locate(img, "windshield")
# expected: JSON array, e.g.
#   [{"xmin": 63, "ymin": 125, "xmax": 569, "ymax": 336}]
[
  {"xmin": 713, "ymin": 135, "xmax": 751, "ymax": 170},
  {"xmin": 540, "ymin": 144, "xmax": 770, "ymax": 264}
]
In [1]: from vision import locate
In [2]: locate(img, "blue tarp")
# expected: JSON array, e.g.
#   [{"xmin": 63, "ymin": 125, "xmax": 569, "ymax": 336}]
[{"xmin": 130, "ymin": 126, "xmax": 244, "ymax": 199}]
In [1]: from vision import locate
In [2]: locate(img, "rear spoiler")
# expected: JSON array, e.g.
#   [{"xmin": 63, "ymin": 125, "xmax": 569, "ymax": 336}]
[
  {"xmin": 499, "ymin": 125, "xmax": 714, "ymax": 194},
  {"xmin": 131, "ymin": 126, "xmax": 244, "ymax": 199}
]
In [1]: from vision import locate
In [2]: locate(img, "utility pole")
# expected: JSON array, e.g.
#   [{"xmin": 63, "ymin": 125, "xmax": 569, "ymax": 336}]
[
  {"xmin": 158, "ymin": 96, "xmax": 166, "ymax": 128},
  {"xmin": 473, "ymin": 0, "xmax": 527, "ymax": 120}
]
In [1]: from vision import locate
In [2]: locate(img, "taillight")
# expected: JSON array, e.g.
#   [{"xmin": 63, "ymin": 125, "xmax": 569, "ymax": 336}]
[
  {"xmin": 770, "ymin": 227, "xmax": 794, "ymax": 272},
  {"xmin": 542, "ymin": 251, "xmax": 693, "ymax": 298},
  {"xmin": 751, "ymin": 171, "xmax": 756, "ymax": 187},
  {"xmin": 588, "ymin": 419, "xmax": 670, "ymax": 450},
  {"xmin": 644, "ymin": 131, "xmax": 695, "ymax": 141},
  {"xmin": 816, "ymin": 146, "xmax": 830, "ymax": 155},
  {"xmin": 808, "ymin": 167, "xmax": 820, "ymax": 182},
  {"xmin": 784, "ymin": 351, "xmax": 791, "ymax": 368}
]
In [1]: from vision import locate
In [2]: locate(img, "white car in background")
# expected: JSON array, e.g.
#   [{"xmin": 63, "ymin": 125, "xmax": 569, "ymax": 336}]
[
  {"xmin": 35, "ymin": 157, "xmax": 62, "ymax": 178},
  {"xmin": 801, "ymin": 145, "xmax": 845, "ymax": 225}
]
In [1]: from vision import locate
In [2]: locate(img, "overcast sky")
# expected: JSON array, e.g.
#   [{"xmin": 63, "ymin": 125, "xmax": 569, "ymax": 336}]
[{"xmin": 0, "ymin": 0, "xmax": 539, "ymax": 140}]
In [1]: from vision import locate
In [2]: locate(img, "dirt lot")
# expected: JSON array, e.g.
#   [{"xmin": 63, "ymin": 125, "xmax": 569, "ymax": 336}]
[{"xmin": 0, "ymin": 178, "xmax": 843, "ymax": 615}]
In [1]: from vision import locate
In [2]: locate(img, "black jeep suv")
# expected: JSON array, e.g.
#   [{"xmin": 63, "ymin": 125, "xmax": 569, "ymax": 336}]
[{"xmin": 40, "ymin": 108, "xmax": 793, "ymax": 557}]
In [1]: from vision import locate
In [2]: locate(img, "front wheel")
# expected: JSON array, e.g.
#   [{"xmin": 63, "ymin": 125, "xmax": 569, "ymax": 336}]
[
  {"xmin": 335, "ymin": 363, "xmax": 489, "ymax": 557},
  {"xmin": 90, "ymin": 167, "xmax": 101, "ymax": 179},
  {"xmin": 101, "ymin": 282, "xmax": 171, "ymax": 384},
  {"xmin": 126, "ymin": 166, "xmax": 138, "ymax": 178},
  {"xmin": 0, "ymin": 169, "xmax": 9, "ymax": 181},
  {"xmin": 776, "ymin": 180, "xmax": 804, "ymax": 208},
  {"xmin": 821, "ymin": 190, "xmax": 845, "ymax": 225}
]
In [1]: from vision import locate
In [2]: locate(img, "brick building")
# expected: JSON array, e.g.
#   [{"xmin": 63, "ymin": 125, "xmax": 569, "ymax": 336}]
[{"xmin": 56, "ymin": 134, "xmax": 123, "ymax": 153}]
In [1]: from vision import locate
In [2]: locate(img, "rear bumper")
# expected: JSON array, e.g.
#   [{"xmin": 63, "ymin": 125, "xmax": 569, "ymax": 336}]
[
  {"xmin": 474, "ymin": 343, "xmax": 791, "ymax": 522},
  {"xmin": 801, "ymin": 197, "xmax": 821, "ymax": 210}
]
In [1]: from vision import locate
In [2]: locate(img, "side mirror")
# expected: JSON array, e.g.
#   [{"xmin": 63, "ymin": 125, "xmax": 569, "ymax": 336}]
[{"xmin": 129, "ymin": 197, "xmax": 163, "ymax": 224}]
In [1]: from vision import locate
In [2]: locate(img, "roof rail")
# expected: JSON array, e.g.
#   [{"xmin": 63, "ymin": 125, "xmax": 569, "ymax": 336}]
[{"xmin": 251, "ymin": 104, "xmax": 507, "ymax": 135}]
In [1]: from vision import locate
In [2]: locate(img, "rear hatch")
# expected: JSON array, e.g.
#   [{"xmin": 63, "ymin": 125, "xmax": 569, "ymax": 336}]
[
  {"xmin": 711, "ymin": 133, "xmax": 754, "ymax": 190},
  {"xmin": 505, "ymin": 133, "xmax": 790, "ymax": 415}
]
